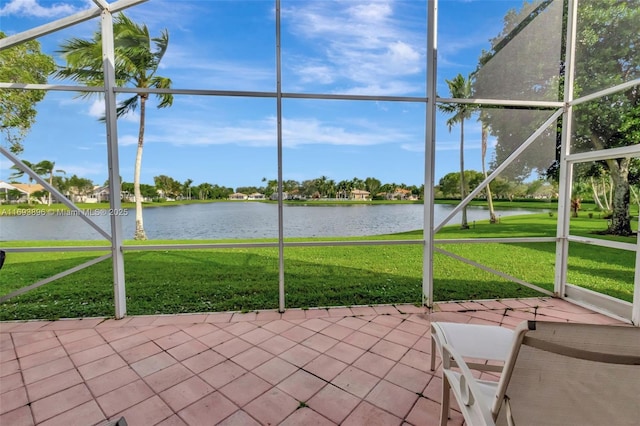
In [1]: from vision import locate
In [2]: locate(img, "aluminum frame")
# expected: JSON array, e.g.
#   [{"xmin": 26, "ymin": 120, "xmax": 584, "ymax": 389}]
[{"xmin": 0, "ymin": 0, "xmax": 638, "ymax": 325}]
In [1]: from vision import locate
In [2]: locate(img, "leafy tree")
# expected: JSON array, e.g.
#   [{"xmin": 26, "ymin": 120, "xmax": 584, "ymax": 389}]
[
  {"xmin": 236, "ymin": 186, "xmax": 258, "ymax": 194},
  {"xmin": 35, "ymin": 160, "xmax": 65, "ymax": 206},
  {"xmin": 350, "ymin": 177, "xmax": 365, "ymax": 190},
  {"xmin": 261, "ymin": 177, "xmax": 278, "ymax": 198},
  {"xmin": 67, "ymin": 174, "xmax": 95, "ymax": 201},
  {"xmin": 438, "ymin": 73, "xmax": 476, "ymax": 229},
  {"xmin": 364, "ymin": 177, "xmax": 381, "ymax": 198},
  {"xmin": 476, "ymin": 0, "xmax": 639, "ymax": 235},
  {"xmin": 9, "ymin": 159, "xmax": 35, "ymax": 183},
  {"xmin": 438, "ymin": 172, "xmax": 461, "ymax": 198},
  {"xmin": 315, "ymin": 175, "xmax": 328, "ymax": 198},
  {"xmin": 336, "ymin": 179, "xmax": 352, "ymax": 199},
  {"xmin": 0, "ymin": 31, "xmax": 55, "ymax": 154},
  {"xmin": 491, "ymin": 177, "xmax": 518, "ymax": 201},
  {"xmin": 210, "ymin": 184, "xmax": 233, "ymax": 199},
  {"xmin": 153, "ymin": 174, "xmax": 181, "ymax": 199},
  {"xmin": 182, "ymin": 179, "xmax": 193, "ymax": 200},
  {"xmin": 481, "ymin": 125, "xmax": 497, "ymax": 223},
  {"xmin": 9, "ymin": 159, "xmax": 40, "ymax": 204},
  {"xmin": 57, "ymin": 13, "xmax": 173, "ymax": 240},
  {"xmin": 196, "ymin": 182, "xmax": 212, "ymax": 200},
  {"xmin": 283, "ymin": 179, "xmax": 300, "ymax": 194},
  {"xmin": 571, "ymin": 1, "xmax": 639, "ymax": 235}
]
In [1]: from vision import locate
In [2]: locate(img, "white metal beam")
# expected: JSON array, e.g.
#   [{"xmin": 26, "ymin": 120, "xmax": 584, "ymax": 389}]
[
  {"xmin": 275, "ymin": 0, "xmax": 285, "ymax": 313},
  {"xmin": 570, "ymin": 78, "xmax": 640, "ymax": 107},
  {"xmin": 423, "ymin": 0, "xmax": 438, "ymax": 308},
  {"xmin": 566, "ymin": 145, "xmax": 640, "ymax": 163},
  {"xmin": 100, "ymin": 10, "xmax": 127, "ymax": 319},
  {"xmin": 0, "ymin": 83, "xmax": 103, "ymax": 92},
  {"xmin": 0, "ymin": 7, "xmax": 101, "ymax": 50},
  {"xmin": 91, "ymin": 0, "xmax": 110, "ymax": 9},
  {"xmin": 437, "ymin": 97, "xmax": 563, "ymax": 108},
  {"xmin": 553, "ymin": 0, "xmax": 579, "ymax": 299},
  {"xmin": 0, "ymin": 0, "xmax": 146, "ymax": 50}
]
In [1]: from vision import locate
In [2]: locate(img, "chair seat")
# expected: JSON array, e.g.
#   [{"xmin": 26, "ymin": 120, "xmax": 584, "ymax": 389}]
[
  {"xmin": 431, "ymin": 321, "xmax": 514, "ymax": 426},
  {"xmin": 440, "ymin": 321, "xmax": 640, "ymax": 426},
  {"xmin": 431, "ymin": 322, "xmax": 513, "ymax": 371}
]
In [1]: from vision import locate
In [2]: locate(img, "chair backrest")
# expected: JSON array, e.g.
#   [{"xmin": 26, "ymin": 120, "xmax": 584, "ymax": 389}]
[{"xmin": 491, "ymin": 321, "xmax": 640, "ymax": 426}]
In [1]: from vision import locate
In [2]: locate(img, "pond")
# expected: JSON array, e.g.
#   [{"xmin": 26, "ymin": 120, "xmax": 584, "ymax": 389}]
[{"xmin": 0, "ymin": 202, "xmax": 548, "ymax": 241}]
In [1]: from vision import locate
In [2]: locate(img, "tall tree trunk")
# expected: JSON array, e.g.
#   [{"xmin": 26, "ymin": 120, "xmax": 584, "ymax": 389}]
[
  {"xmin": 48, "ymin": 172, "xmax": 53, "ymax": 206},
  {"xmin": 589, "ymin": 177, "xmax": 605, "ymax": 211},
  {"xmin": 134, "ymin": 96, "xmax": 147, "ymax": 240},
  {"xmin": 481, "ymin": 126, "xmax": 497, "ymax": 223},
  {"xmin": 606, "ymin": 158, "xmax": 632, "ymax": 236},
  {"xmin": 460, "ymin": 119, "xmax": 469, "ymax": 229}
]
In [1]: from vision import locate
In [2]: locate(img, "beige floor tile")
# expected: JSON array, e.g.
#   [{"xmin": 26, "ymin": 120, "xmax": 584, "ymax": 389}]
[
  {"xmin": 342, "ymin": 401, "xmax": 403, "ymax": 426},
  {"xmin": 308, "ymin": 384, "xmax": 361, "ymax": 424},
  {"xmin": 219, "ymin": 372, "xmax": 271, "ymax": 406},
  {"xmin": 177, "ymin": 391, "xmax": 237, "ymax": 425},
  {"xmin": 159, "ymin": 376, "xmax": 214, "ymax": 412},
  {"xmin": 96, "ymin": 379, "xmax": 154, "ymax": 417},
  {"xmin": 277, "ymin": 370, "xmax": 326, "ymax": 402},
  {"xmin": 280, "ymin": 407, "xmax": 337, "ymax": 425},
  {"xmin": 244, "ymin": 388, "xmax": 299, "ymax": 425},
  {"xmin": 365, "ymin": 380, "xmax": 418, "ymax": 418}
]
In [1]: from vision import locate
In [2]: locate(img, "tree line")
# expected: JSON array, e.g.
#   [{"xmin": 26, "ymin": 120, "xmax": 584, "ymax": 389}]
[{"xmin": 4, "ymin": 165, "xmax": 579, "ymax": 205}]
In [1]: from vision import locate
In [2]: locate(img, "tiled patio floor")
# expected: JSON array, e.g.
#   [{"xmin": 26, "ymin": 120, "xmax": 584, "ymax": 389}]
[{"xmin": 0, "ymin": 298, "xmax": 626, "ymax": 426}]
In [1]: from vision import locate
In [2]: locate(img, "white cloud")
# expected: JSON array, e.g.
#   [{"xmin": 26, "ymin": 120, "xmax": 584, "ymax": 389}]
[
  {"xmin": 118, "ymin": 135, "xmax": 138, "ymax": 147},
  {"xmin": 161, "ymin": 44, "xmax": 274, "ymax": 89},
  {"xmin": 348, "ymin": 2, "xmax": 392, "ymax": 22},
  {"xmin": 134, "ymin": 115, "xmax": 411, "ymax": 149},
  {"xmin": 87, "ymin": 100, "xmax": 104, "ymax": 119},
  {"xmin": 0, "ymin": 0, "xmax": 84, "ymax": 18},
  {"xmin": 400, "ymin": 143, "xmax": 424, "ymax": 152},
  {"xmin": 86, "ymin": 99, "xmax": 139, "ymax": 123},
  {"xmin": 296, "ymin": 64, "xmax": 335, "ymax": 85},
  {"xmin": 58, "ymin": 162, "xmax": 105, "ymax": 177},
  {"xmin": 282, "ymin": 0, "xmax": 424, "ymax": 95}
]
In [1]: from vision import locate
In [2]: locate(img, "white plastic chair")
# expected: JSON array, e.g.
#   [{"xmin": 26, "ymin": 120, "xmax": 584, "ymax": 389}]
[
  {"xmin": 441, "ymin": 320, "xmax": 640, "ymax": 426},
  {"xmin": 431, "ymin": 321, "xmax": 514, "ymax": 425}
]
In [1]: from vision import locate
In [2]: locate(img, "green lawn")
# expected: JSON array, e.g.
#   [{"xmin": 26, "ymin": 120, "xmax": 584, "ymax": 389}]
[{"xmin": 0, "ymin": 213, "xmax": 636, "ymax": 321}]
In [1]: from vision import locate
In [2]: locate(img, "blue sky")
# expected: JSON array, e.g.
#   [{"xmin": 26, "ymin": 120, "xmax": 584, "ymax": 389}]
[{"xmin": 0, "ymin": 0, "xmax": 531, "ymax": 190}]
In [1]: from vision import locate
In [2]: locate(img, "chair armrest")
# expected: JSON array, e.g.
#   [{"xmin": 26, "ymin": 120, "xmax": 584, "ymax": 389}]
[{"xmin": 441, "ymin": 342, "xmax": 497, "ymax": 426}]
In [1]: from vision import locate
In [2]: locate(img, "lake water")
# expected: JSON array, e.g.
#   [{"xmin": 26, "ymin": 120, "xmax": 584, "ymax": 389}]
[{"xmin": 0, "ymin": 203, "xmax": 548, "ymax": 241}]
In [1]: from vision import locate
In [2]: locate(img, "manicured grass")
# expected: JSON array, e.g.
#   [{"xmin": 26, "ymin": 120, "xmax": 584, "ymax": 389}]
[{"xmin": 0, "ymin": 214, "xmax": 635, "ymax": 320}]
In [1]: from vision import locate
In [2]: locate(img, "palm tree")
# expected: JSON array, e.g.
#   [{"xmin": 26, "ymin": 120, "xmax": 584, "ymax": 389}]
[
  {"xmin": 438, "ymin": 73, "xmax": 475, "ymax": 229},
  {"xmin": 35, "ymin": 160, "xmax": 65, "ymax": 206},
  {"xmin": 315, "ymin": 175, "xmax": 328, "ymax": 198},
  {"xmin": 481, "ymin": 126, "xmax": 497, "ymax": 223},
  {"xmin": 9, "ymin": 160, "xmax": 38, "ymax": 204},
  {"xmin": 182, "ymin": 179, "xmax": 193, "ymax": 200},
  {"xmin": 57, "ymin": 13, "xmax": 173, "ymax": 240}
]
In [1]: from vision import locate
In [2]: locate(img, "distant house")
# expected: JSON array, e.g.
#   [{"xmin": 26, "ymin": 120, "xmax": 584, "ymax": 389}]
[
  {"xmin": 350, "ymin": 189, "xmax": 370, "ymax": 200},
  {"xmin": 390, "ymin": 188, "xmax": 413, "ymax": 200},
  {"xmin": 229, "ymin": 192, "xmax": 248, "ymax": 200},
  {"xmin": 269, "ymin": 191, "xmax": 289, "ymax": 200},
  {"xmin": 65, "ymin": 185, "xmax": 109, "ymax": 203},
  {"xmin": 248, "ymin": 192, "xmax": 265, "ymax": 200},
  {"xmin": 0, "ymin": 181, "xmax": 45, "ymax": 203},
  {"xmin": 92, "ymin": 186, "xmax": 111, "ymax": 203}
]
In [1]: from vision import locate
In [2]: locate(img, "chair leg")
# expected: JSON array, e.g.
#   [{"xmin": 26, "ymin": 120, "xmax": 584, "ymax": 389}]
[
  {"xmin": 430, "ymin": 335, "xmax": 436, "ymax": 371},
  {"xmin": 440, "ymin": 374, "xmax": 451, "ymax": 426}
]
